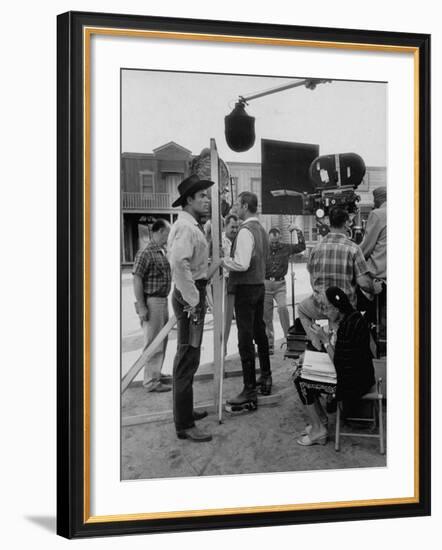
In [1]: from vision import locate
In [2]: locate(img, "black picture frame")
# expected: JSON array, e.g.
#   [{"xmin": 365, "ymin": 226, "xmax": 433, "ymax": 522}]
[{"xmin": 57, "ymin": 10, "xmax": 431, "ymax": 539}]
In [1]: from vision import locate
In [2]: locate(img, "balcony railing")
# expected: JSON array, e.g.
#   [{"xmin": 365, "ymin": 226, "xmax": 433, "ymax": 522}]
[{"xmin": 123, "ymin": 192, "xmax": 171, "ymax": 210}]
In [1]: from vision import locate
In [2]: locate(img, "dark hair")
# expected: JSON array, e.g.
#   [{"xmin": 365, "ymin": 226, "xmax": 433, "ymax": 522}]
[
  {"xmin": 325, "ymin": 286, "xmax": 354, "ymax": 314},
  {"xmin": 329, "ymin": 206, "xmax": 349, "ymax": 228},
  {"xmin": 151, "ymin": 218, "xmax": 169, "ymax": 233},
  {"xmin": 225, "ymin": 213, "xmax": 239, "ymax": 226},
  {"xmin": 238, "ymin": 191, "xmax": 258, "ymax": 214},
  {"xmin": 184, "ymin": 190, "xmax": 197, "ymax": 207},
  {"xmin": 269, "ymin": 227, "xmax": 281, "ymax": 235}
]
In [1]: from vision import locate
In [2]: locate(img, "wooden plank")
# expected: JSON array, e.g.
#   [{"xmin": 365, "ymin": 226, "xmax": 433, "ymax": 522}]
[
  {"xmin": 121, "ymin": 258, "xmax": 223, "ymax": 393},
  {"xmin": 210, "ymin": 139, "xmax": 225, "ymax": 423},
  {"xmin": 121, "ymin": 315, "xmax": 177, "ymax": 394},
  {"xmin": 122, "ymin": 393, "xmax": 283, "ymax": 427},
  {"xmin": 127, "ymin": 365, "xmax": 244, "ymax": 388}
]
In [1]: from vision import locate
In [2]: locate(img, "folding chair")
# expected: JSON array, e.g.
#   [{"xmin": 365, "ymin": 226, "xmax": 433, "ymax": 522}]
[{"xmin": 334, "ymin": 360, "xmax": 386, "ymax": 454}]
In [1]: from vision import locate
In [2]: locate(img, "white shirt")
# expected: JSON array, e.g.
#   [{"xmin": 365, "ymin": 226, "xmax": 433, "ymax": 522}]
[
  {"xmin": 221, "ymin": 232, "xmax": 232, "ymax": 278},
  {"xmin": 223, "ymin": 217, "xmax": 258, "ymax": 272}
]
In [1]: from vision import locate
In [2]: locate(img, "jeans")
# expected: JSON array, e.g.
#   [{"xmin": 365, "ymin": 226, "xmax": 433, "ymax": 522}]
[
  {"xmin": 263, "ymin": 279, "xmax": 291, "ymax": 349},
  {"xmin": 141, "ymin": 296, "xmax": 169, "ymax": 389},
  {"xmin": 234, "ymin": 284, "xmax": 270, "ymax": 373},
  {"xmin": 171, "ymin": 282, "xmax": 207, "ymax": 431}
]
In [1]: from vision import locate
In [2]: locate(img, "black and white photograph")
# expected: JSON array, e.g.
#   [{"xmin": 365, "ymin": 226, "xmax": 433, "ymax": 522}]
[
  {"xmin": 120, "ymin": 69, "xmax": 388, "ymax": 480},
  {"xmin": 0, "ymin": 0, "xmax": 437, "ymax": 545},
  {"xmin": 54, "ymin": 9, "xmax": 430, "ymax": 538}
]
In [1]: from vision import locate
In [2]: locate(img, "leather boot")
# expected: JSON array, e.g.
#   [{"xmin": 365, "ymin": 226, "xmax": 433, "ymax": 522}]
[
  {"xmin": 257, "ymin": 354, "xmax": 272, "ymax": 395},
  {"xmin": 226, "ymin": 384, "xmax": 257, "ymax": 406},
  {"xmin": 227, "ymin": 360, "xmax": 257, "ymax": 406}
]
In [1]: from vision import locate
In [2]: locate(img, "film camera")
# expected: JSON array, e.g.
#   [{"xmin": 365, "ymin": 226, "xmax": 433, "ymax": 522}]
[
  {"xmin": 303, "ymin": 152, "xmax": 366, "ymax": 241},
  {"xmin": 261, "ymin": 140, "xmax": 366, "ymax": 242}
]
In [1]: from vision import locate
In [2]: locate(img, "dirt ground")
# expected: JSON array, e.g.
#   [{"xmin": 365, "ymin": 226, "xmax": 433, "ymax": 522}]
[{"xmin": 122, "ymin": 343, "xmax": 386, "ymax": 480}]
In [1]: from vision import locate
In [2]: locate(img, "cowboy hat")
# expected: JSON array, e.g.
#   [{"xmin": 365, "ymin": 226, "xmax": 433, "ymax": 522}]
[{"xmin": 172, "ymin": 174, "xmax": 214, "ymax": 208}]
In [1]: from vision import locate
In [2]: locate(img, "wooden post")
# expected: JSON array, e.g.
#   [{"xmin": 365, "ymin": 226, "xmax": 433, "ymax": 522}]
[
  {"xmin": 210, "ymin": 139, "xmax": 225, "ymax": 423},
  {"xmin": 289, "ymin": 215, "xmax": 296, "ymax": 322}
]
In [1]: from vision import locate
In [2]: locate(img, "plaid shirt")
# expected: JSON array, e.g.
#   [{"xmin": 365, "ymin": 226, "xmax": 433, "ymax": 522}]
[
  {"xmin": 266, "ymin": 235, "xmax": 306, "ymax": 279},
  {"xmin": 307, "ymin": 232, "xmax": 368, "ymax": 306},
  {"xmin": 132, "ymin": 242, "xmax": 172, "ymax": 297}
]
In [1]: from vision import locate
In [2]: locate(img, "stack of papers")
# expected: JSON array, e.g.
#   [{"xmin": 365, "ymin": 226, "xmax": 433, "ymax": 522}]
[{"xmin": 301, "ymin": 350, "xmax": 337, "ymax": 384}]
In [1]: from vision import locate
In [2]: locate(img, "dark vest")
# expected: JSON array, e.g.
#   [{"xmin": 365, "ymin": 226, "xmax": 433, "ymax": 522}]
[{"xmin": 229, "ymin": 219, "xmax": 269, "ymax": 288}]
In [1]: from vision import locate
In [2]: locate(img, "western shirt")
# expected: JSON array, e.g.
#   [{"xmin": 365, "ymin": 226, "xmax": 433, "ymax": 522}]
[
  {"xmin": 132, "ymin": 242, "xmax": 171, "ymax": 297},
  {"xmin": 307, "ymin": 232, "xmax": 369, "ymax": 306},
  {"xmin": 168, "ymin": 210, "xmax": 209, "ymax": 307}
]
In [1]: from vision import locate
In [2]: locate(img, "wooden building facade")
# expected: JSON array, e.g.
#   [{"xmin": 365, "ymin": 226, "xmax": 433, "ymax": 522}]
[
  {"xmin": 121, "ymin": 142, "xmax": 386, "ymax": 265},
  {"xmin": 121, "ymin": 142, "xmax": 193, "ymax": 263}
]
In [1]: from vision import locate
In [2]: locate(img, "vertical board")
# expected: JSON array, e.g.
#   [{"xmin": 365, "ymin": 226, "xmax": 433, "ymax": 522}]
[{"xmin": 210, "ymin": 139, "xmax": 224, "ymax": 421}]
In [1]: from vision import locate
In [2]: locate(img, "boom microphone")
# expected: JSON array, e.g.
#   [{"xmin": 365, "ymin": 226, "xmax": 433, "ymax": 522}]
[{"xmin": 224, "ymin": 101, "xmax": 255, "ymax": 152}]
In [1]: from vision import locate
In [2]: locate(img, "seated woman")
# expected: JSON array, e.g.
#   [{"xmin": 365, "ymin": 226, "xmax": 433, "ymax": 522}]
[{"xmin": 294, "ymin": 286, "xmax": 375, "ymax": 446}]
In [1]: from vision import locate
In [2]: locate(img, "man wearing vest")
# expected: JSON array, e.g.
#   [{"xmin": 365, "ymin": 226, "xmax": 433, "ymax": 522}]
[{"xmin": 223, "ymin": 192, "xmax": 272, "ymax": 412}]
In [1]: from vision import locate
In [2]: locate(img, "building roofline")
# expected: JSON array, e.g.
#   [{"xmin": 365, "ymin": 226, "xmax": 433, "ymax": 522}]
[
  {"xmin": 122, "ymin": 152, "xmax": 154, "ymax": 159},
  {"xmin": 153, "ymin": 141, "xmax": 192, "ymax": 155}
]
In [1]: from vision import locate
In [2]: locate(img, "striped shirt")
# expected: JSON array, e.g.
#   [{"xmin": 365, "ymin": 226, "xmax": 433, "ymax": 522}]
[
  {"xmin": 307, "ymin": 232, "xmax": 368, "ymax": 306},
  {"xmin": 132, "ymin": 242, "xmax": 171, "ymax": 297}
]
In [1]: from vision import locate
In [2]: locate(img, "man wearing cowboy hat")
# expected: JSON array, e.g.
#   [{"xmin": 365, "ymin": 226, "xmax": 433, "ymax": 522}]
[{"xmin": 168, "ymin": 174, "xmax": 215, "ymax": 442}]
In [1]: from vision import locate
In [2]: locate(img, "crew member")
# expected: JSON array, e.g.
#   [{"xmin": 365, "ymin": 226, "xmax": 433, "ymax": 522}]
[
  {"xmin": 264, "ymin": 225, "xmax": 305, "ymax": 354},
  {"xmin": 298, "ymin": 206, "xmax": 382, "ymax": 350},
  {"xmin": 359, "ymin": 186, "xmax": 387, "ymax": 349},
  {"xmin": 360, "ymin": 186, "xmax": 387, "ymax": 280},
  {"xmin": 223, "ymin": 192, "xmax": 272, "ymax": 409},
  {"xmin": 132, "ymin": 219, "xmax": 172, "ymax": 393},
  {"xmin": 168, "ymin": 174, "xmax": 215, "ymax": 442}
]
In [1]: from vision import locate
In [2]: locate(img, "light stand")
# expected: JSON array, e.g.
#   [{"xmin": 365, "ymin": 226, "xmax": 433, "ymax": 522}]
[{"xmin": 288, "ymin": 216, "xmax": 296, "ymax": 323}]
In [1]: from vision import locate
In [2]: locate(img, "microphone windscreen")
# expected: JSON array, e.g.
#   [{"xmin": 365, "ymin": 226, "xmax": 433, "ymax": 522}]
[{"xmin": 224, "ymin": 102, "xmax": 255, "ymax": 152}]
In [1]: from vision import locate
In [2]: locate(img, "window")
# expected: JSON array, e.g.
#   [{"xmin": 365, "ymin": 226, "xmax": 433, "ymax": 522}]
[{"xmin": 139, "ymin": 171, "xmax": 154, "ymax": 194}]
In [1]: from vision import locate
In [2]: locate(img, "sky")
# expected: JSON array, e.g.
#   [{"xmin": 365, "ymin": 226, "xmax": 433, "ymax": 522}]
[{"xmin": 122, "ymin": 69, "xmax": 387, "ymax": 167}]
